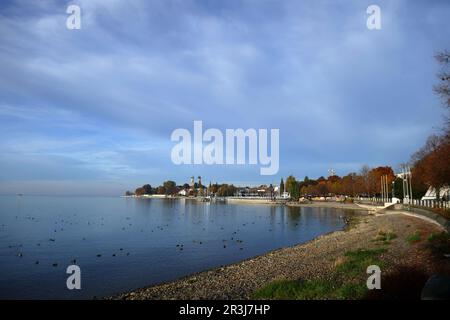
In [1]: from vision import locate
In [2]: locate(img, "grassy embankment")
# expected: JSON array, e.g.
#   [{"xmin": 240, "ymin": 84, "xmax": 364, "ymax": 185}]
[
  {"xmin": 254, "ymin": 227, "xmax": 449, "ymax": 299},
  {"xmin": 253, "ymin": 246, "xmax": 387, "ymax": 300}
]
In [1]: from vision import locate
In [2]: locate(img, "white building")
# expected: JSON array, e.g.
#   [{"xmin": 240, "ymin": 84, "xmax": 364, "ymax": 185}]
[{"xmin": 281, "ymin": 191, "xmax": 291, "ymax": 199}]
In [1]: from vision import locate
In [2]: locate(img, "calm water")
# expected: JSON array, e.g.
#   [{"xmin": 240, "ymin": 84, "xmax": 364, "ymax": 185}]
[{"xmin": 0, "ymin": 196, "xmax": 359, "ymax": 299}]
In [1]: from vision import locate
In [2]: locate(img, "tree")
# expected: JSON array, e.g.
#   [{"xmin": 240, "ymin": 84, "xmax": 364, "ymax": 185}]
[
  {"xmin": 327, "ymin": 175, "xmax": 342, "ymax": 195},
  {"xmin": 216, "ymin": 184, "xmax": 236, "ymax": 197},
  {"xmin": 359, "ymin": 165, "xmax": 371, "ymax": 196},
  {"xmin": 198, "ymin": 186, "xmax": 204, "ymax": 197},
  {"xmin": 434, "ymin": 50, "xmax": 450, "ymax": 120},
  {"xmin": 163, "ymin": 181, "xmax": 177, "ymax": 195},
  {"xmin": 209, "ymin": 183, "xmax": 219, "ymax": 195},
  {"xmin": 142, "ymin": 184, "xmax": 152, "ymax": 195},
  {"xmin": 412, "ymin": 133, "xmax": 450, "ymax": 199},
  {"xmin": 267, "ymin": 184, "xmax": 274, "ymax": 199},
  {"xmin": 340, "ymin": 174, "xmax": 355, "ymax": 196},
  {"xmin": 427, "ymin": 135, "xmax": 450, "ymax": 197},
  {"xmin": 279, "ymin": 178, "xmax": 284, "ymax": 195},
  {"xmin": 410, "ymin": 54, "xmax": 450, "ymax": 199},
  {"xmin": 414, "ymin": 50, "xmax": 450, "ymax": 198},
  {"xmin": 367, "ymin": 166, "xmax": 395, "ymax": 196},
  {"xmin": 285, "ymin": 175, "xmax": 296, "ymax": 194},
  {"xmin": 393, "ymin": 177, "xmax": 404, "ymax": 199},
  {"xmin": 316, "ymin": 181, "xmax": 328, "ymax": 196},
  {"xmin": 285, "ymin": 175, "xmax": 299, "ymax": 201},
  {"xmin": 135, "ymin": 187, "xmax": 145, "ymax": 196},
  {"xmin": 292, "ymin": 185, "xmax": 300, "ymax": 200},
  {"xmin": 156, "ymin": 186, "xmax": 166, "ymax": 195}
]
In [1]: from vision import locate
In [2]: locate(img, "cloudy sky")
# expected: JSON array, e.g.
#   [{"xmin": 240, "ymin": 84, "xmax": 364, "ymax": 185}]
[{"xmin": 0, "ymin": 0, "xmax": 449, "ymax": 195}]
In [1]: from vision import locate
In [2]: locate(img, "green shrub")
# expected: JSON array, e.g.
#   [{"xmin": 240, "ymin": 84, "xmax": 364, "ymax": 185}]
[{"xmin": 407, "ymin": 231, "xmax": 421, "ymax": 244}]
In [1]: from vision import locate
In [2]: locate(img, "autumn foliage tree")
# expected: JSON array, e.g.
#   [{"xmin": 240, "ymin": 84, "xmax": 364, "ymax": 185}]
[
  {"xmin": 135, "ymin": 187, "xmax": 146, "ymax": 196},
  {"xmin": 216, "ymin": 184, "xmax": 236, "ymax": 197},
  {"xmin": 411, "ymin": 134, "xmax": 450, "ymax": 199},
  {"xmin": 367, "ymin": 166, "xmax": 395, "ymax": 196},
  {"xmin": 409, "ymin": 51, "xmax": 450, "ymax": 200},
  {"xmin": 289, "ymin": 165, "xmax": 396, "ymax": 199},
  {"xmin": 135, "ymin": 184, "xmax": 153, "ymax": 196}
]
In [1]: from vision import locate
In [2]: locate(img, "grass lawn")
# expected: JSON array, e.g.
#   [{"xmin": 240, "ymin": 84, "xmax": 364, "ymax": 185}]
[{"xmin": 253, "ymin": 248, "xmax": 386, "ymax": 300}]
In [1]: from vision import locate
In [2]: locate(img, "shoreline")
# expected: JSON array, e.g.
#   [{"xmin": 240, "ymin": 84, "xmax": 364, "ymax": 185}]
[
  {"xmin": 286, "ymin": 201, "xmax": 366, "ymax": 211},
  {"xmin": 124, "ymin": 195, "xmax": 369, "ymax": 210},
  {"xmin": 110, "ymin": 210, "xmax": 449, "ymax": 300}
]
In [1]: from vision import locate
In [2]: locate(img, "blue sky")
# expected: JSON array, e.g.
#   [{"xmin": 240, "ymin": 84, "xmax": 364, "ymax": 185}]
[{"xmin": 0, "ymin": 0, "xmax": 449, "ymax": 195}]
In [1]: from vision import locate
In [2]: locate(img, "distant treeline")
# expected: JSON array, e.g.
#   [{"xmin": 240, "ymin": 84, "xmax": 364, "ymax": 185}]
[
  {"xmin": 125, "ymin": 182, "xmax": 237, "ymax": 197},
  {"xmin": 125, "ymin": 166, "xmax": 396, "ymax": 200},
  {"xmin": 284, "ymin": 166, "xmax": 395, "ymax": 201}
]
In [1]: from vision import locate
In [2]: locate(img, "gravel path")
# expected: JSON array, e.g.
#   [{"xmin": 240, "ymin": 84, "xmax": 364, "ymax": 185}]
[{"xmin": 111, "ymin": 213, "xmax": 448, "ymax": 300}]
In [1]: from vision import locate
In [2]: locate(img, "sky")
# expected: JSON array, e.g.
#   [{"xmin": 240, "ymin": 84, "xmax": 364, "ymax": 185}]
[{"xmin": 0, "ymin": 0, "xmax": 449, "ymax": 195}]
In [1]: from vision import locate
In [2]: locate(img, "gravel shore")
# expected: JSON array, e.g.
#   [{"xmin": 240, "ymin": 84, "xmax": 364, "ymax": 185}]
[
  {"xmin": 286, "ymin": 201, "xmax": 365, "ymax": 211},
  {"xmin": 111, "ymin": 212, "xmax": 449, "ymax": 300}
]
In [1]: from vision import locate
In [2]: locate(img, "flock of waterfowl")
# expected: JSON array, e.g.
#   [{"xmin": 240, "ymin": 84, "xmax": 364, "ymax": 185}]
[
  {"xmin": 1, "ymin": 205, "xmax": 337, "ymax": 272},
  {"xmin": 3, "ymin": 213, "xmax": 138, "ymax": 267}
]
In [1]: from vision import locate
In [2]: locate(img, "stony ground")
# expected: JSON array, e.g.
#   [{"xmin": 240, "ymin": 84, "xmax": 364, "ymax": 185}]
[
  {"xmin": 287, "ymin": 201, "xmax": 365, "ymax": 210},
  {"xmin": 111, "ymin": 212, "xmax": 449, "ymax": 300}
]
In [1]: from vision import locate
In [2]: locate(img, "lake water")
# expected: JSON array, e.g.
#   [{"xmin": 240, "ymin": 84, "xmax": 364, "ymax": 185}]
[{"xmin": 0, "ymin": 196, "xmax": 360, "ymax": 299}]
